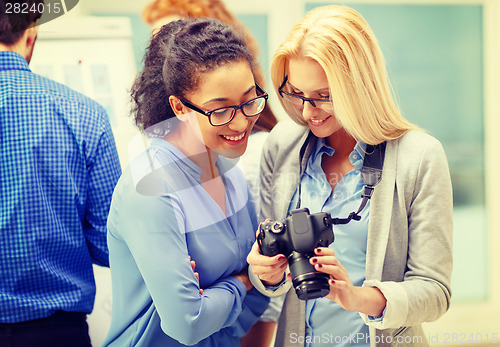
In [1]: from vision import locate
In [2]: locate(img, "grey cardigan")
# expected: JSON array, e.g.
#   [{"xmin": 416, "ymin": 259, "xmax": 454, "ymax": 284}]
[{"xmin": 258, "ymin": 120, "xmax": 453, "ymax": 347}]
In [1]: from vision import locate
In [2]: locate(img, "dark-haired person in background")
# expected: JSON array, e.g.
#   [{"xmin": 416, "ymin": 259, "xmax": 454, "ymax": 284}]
[
  {"xmin": 103, "ymin": 18, "xmax": 269, "ymax": 347},
  {"xmin": 0, "ymin": 1, "xmax": 122, "ymax": 346}
]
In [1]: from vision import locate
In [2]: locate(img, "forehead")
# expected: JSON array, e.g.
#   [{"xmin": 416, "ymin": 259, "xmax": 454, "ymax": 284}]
[
  {"xmin": 288, "ymin": 58, "xmax": 329, "ymax": 91},
  {"xmin": 189, "ymin": 60, "xmax": 255, "ymax": 102}
]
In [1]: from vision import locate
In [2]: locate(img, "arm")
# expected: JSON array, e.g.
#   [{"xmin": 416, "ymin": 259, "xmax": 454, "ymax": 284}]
[
  {"xmin": 115, "ymin": 187, "xmax": 248, "ymax": 345},
  {"xmin": 83, "ymin": 114, "xmax": 121, "ymax": 267},
  {"xmin": 247, "ymin": 233, "xmax": 289, "ymax": 287},
  {"xmin": 311, "ymin": 247, "xmax": 386, "ymax": 317},
  {"xmin": 361, "ymin": 136, "xmax": 453, "ymax": 328}
]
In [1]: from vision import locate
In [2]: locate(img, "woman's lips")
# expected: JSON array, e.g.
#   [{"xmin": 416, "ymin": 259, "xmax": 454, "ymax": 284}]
[
  {"xmin": 220, "ymin": 131, "xmax": 247, "ymax": 145},
  {"xmin": 308, "ymin": 116, "xmax": 331, "ymax": 127}
]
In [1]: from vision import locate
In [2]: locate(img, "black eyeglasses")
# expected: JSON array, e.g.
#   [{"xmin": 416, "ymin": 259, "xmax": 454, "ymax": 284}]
[
  {"xmin": 278, "ymin": 76, "xmax": 334, "ymax": 111},
  {"xmin": 179, "ymin": 84, "xmax": 268, "ymax": 126}
]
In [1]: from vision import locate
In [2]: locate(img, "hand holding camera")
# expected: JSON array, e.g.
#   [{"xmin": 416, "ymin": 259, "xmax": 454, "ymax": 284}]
[{"xmin": 256, "ymin": 208, "xmax": 334, "ymax": 300}]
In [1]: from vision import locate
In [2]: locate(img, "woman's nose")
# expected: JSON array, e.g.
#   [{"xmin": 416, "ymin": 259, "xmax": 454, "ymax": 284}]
[
  {"xmin": 227, "ymin": 110, "xmax": 249, "ymax": 131},
  {"xmin": 301, "ymin": 100, "xmax": 320, "ymax": 120}
]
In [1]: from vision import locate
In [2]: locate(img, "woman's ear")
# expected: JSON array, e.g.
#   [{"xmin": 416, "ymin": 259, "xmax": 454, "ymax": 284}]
[{"xmin": 169, "ymin": 95, "xmax": 187, "ymax": 120}]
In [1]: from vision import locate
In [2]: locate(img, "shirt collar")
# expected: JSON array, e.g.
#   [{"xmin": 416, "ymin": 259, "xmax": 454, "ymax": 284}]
[
  {"xmin": 0, "ymin": 51, "xmax": 31, "ymax": 72},
  {"xmin": 306, "ymin": 137, "xmax": 367, "ymax": 175},
  {"xmin": 350, "ymin": 142, "xmax": 367, "ymax": 168},
  {"xmin": 310, "ymin": 137, "xmax": 335, "ymax": 164}
]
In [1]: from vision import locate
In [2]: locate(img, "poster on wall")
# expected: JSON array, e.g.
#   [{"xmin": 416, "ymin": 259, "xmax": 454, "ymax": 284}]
[{"xmin": 30, "ymin": 15, "xmax": 141, "ymax": 169}]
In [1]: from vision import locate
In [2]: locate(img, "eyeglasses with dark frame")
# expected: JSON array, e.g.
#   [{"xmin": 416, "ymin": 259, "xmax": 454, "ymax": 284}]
[
  {"xmin": 179, "ymin": 84, "xmax": 269, "ymax": 127},
  {"xmin": 278, "ymin": 76, "xmax": 334, "ymax": 111}
]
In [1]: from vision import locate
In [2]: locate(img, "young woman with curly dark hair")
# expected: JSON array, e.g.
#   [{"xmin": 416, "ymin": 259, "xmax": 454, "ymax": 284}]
[{"xmin": 103, "ymin": 18, "xmax": 270, "ymax": 346}]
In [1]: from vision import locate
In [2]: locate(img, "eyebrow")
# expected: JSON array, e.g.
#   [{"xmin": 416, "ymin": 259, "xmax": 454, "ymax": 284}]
[{"xmin": 202, "ymin": 85, "xmax": 256, "ymax": 105}]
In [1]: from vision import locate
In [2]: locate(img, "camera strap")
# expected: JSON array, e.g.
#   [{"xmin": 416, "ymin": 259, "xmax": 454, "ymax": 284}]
[
  {"xmin": 330, "ymin": 142, "xmax": 386, "ymax": 225},
  {"xmin": 296, "ymin": 135, "xmax": 386, "ymax": 225}
]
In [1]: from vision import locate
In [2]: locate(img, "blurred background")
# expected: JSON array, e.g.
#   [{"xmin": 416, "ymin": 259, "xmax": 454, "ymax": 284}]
[{"xmin": 29, "ymin": 0, "xmax": 500, "ymax": 346}]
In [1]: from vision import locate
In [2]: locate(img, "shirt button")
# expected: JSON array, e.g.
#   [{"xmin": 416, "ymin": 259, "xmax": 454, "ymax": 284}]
[
  {"xmin": 333, "ymin": 194, "xmax": 338, "ymax": 199},
  {"xmin": 353, "ymin": 154, "xmax": 358, "ymax": 160},
  {"xmin": 356, "ymin": 170, "xmax": 360, "ymax": 174}
]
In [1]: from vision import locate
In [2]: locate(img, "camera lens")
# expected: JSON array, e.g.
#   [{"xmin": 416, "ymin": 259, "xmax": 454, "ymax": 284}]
[{"xmin": 288, "ymin": 251, "xmax": 330, "ymax": 300}]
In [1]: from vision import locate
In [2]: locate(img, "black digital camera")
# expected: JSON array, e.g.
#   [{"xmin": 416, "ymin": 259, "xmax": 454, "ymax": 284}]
[{"xmin": 257, "ymin": 208, "xmax": 334, "ymax": 300}]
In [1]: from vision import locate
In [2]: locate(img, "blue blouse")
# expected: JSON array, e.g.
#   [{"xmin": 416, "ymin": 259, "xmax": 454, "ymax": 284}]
[
  {"xmin": 289, "ymin": 138, "xmax": 370, "ymax": 347},
  {"xmin": 104, "ymin": 138, "xmax": 269, "ymax": 346}
]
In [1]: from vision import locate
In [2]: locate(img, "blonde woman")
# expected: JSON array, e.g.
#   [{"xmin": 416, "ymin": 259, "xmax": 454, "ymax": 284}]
[{"xmin": 247, "ymin": 5, "xmax": 453, "ymax": 346}]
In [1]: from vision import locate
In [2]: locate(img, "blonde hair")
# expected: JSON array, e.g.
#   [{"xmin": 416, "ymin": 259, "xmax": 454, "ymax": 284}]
[{"xmin": 271, "ymin": 5, "xmax": 418, "ymax": 144}]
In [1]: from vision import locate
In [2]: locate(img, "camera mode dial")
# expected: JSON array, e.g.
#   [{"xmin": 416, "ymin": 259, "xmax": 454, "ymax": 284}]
[{"xmin": 271, "ymin": 222, "xmax": 284, "ymax": 234}]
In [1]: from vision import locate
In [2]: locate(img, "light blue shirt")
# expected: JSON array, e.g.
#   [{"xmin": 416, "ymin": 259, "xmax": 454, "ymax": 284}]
[
  {"xmin": 289, "ymin": 138, "xmax": 370, "ymax": 347},
  {"xmin": 104, "ymin": 138, "xmax": 269, "ymax": 346}
]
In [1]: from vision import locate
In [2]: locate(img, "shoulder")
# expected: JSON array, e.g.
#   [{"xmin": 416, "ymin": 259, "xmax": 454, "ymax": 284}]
[
  {"xmin": 268, "ymin": 119, "xmax": 309, "ymax": 144},
  {"xmin": 2, "ymin": 67, "xmax": 109, "ymax": 123},
  {"xmin": 393, "ymin": 130, "xmax": 443, "ymax": 152},
  {"xmin": 31, "ymin": 73, "xmax": 107, "ymax": 116},
  {"xmin": 264, "ymin": 119, "xmax": 309, "ymax": 158},
  {"xmin": 388, "ymin": 130, "xmax": 450, "ymax": 181},
  {"xmin": 391, "ymin": 130, "xmax": 447, "ymax": 164}
]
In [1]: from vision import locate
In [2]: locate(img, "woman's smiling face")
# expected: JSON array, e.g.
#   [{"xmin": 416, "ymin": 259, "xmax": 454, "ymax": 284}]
[
  {"xmin": 182, "ymin": 60, "xmax": 260, "ymax": 158},
  {"xmin": 287, "ymin": 57, "xmax": 342, "ymax": 139}
]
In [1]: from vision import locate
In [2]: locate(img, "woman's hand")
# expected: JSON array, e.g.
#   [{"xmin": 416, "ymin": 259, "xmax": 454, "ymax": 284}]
[
  {"xmin": 247, "ymin": 236, "xmax": 288, "ymax": 286},
  {"xmin": 189, "ymin": 256, "xmax": 203, "ymax": 295},
  {"xmin": 233, "ymin": 267, "xmax": 253, "ymax": 291},
  {"xmin": 311, "ymin": 247, "xmax": 386, "ymax": 317}
]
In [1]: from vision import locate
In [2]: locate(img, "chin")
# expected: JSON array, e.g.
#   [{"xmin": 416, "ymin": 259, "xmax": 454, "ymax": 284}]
[
  {"xmin": 309, "ymin": 125, "xmax": 342, "ymax": 139},
  {"xmin": 309, "ymin": 127, "xmax": 331, "ymax": 139},
  {"xmin": 213, "ymin": 146, "xmax": 246, "ymax": 159}
]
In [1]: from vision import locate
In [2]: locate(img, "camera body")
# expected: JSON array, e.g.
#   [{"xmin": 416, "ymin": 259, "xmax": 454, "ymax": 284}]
[{"xmin": 257, "ymin": 208, "xmax": 334, "ymax": 300}]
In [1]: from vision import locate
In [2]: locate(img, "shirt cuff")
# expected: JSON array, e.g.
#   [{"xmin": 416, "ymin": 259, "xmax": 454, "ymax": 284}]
[
  {"xmin": 248, "ymin": 264, "xmax": 292, "ymax": 298},
  {"xmin": 368, "ymin": 306, "xmax": 387, "ymax": 322}
]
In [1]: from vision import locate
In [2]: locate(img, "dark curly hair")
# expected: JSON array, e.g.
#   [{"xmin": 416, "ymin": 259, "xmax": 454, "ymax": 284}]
[
  {"xmin": 0, "ymin": 0, "xmax": 44, "ymax": 44},
  {"xmin": 131, "ymin": 17, "xmax": 256, "ymax": 136}
]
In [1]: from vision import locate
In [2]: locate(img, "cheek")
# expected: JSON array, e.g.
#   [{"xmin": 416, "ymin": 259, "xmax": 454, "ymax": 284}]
[
  {"xmin": 194, "ymin": 115, "xmax": 220, "ymax": 145},
  {"xmin": 202, "ymin": 129, "xmax": 222, "ymax": 147},
  {"xmin": 249, "ymin": 115, "xmax": 259, "ymax": 127}
]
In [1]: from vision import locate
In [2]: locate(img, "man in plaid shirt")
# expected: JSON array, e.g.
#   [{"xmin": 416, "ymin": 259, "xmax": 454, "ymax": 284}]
[{"xmin": 0, "ymin": 1, "xmax": 121, "ymax": 345}]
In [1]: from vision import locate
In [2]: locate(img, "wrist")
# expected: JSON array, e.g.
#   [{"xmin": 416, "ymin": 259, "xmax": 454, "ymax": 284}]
[
  {"xmin": 353, "ymin": 286, "xmax": 387, "ymax": 317},
  {"xmin": 262, "ymin": 273, "xmax": 287, "ymax": 290}
]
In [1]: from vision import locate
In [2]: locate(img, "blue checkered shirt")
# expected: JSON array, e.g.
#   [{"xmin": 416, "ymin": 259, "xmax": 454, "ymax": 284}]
[{"xmin": 0, "ymin": 51, "xmax": 122, "ymax": 323}]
